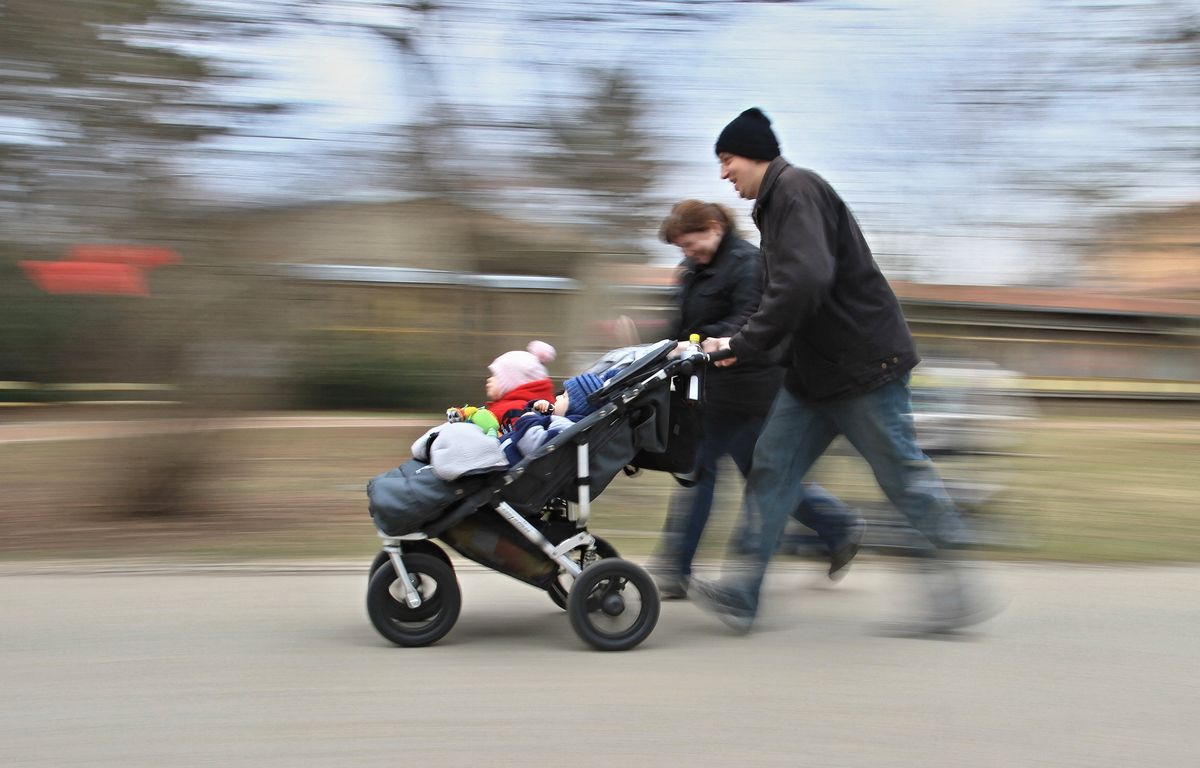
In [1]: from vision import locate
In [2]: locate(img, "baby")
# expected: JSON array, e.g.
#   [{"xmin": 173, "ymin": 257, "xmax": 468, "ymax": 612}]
[
  {"xmin": 484, "ymin": 340, "xmax": 557, "ymax": 432},
  {"xmin": 502, "ymin": 372, "xmax": 605, "ymax": 464}
]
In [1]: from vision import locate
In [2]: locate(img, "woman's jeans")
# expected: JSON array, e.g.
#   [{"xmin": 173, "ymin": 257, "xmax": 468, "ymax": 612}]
[
  {"xmin": 659, "ymin": 407, "xmax": 760, "ymax": 578},
  {"xmin": 729, "ymin": 375, "xmax": 969, "ymax": 613},
  {"xmin": 659, "ymin": 406, "xmax": 858, "ymax": 578}
]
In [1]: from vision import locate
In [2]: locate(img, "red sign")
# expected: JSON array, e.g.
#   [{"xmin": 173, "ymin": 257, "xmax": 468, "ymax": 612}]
[
  {"xmin": 19, "ymin": 261, "xmax": 150, "ymax": 296},
  {"xmin": 20, "ymin": 244, "xmax": 180, "ymax": 296}
]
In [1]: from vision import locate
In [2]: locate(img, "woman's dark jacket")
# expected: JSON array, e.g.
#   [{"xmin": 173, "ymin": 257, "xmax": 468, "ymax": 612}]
[
  {"xmin": 667, "ymin": 232, "xmax": 782, "ymax": 416},
  {"xmin": 729, "ymin": 158, "xmax": 919, "ymax": 401}
]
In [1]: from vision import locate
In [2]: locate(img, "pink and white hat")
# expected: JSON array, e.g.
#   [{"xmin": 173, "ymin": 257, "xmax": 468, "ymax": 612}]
[{"xmin": 488, "ymin": 340, "xmax": 556, "ymax": 396}]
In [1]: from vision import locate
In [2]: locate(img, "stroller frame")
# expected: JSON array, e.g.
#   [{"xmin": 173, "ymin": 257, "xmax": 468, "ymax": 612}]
[
  {"xmin": 366, "ymin": 339, "xmax": 714, "ymax": 651},
  {"xmin": 379, "ymin": 497, "xmax": 594, "ymax": 608}
]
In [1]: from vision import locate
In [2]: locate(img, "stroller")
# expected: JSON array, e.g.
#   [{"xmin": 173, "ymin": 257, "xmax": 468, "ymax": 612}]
[{"xmin": 364, "ymin": 339, "xmax": 717, "ymax": 651}]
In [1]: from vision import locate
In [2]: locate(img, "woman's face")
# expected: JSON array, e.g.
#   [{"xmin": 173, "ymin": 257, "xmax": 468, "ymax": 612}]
[{"xmin": 672, "ymin": 224, "xmax": 723, "ymax": 265}]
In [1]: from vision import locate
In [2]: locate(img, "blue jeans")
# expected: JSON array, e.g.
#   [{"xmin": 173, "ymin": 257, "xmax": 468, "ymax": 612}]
[
  {"xmin": 729, "ymin": 375, "xmax": 968, "ymax": 614},
  {"xmin": 734, "ymin": 482, "xmax": 854, "ymax": 555},
  {"xmin": 660, "ymin": 408, "xmax": 858, "ymax": 578},
  {"xmin": 660, "ymin": 407, "xmax": 761, "ymax": 578}
]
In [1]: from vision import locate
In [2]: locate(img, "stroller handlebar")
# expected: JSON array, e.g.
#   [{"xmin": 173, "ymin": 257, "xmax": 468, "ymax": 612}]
[
  {"xmin": 671, "ymin": 344, "xmax": 735, "ymax": 404},
  {"xmin": 675, "ymin": 345, "xmax": 736, "ymax": 370},
  {"xmin": 594, "ymin": 340, "xmax": 739, "ymax": 408},
  {"xmin": 703, "ymin": 346, "xmax": 737, "ymax": 363}
]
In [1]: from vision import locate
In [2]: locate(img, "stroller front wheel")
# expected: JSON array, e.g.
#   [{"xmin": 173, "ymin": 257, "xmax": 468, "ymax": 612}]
[
  {"xmin": 567, "ymin": 558, "xmax": 660, "ymax": 651},
  {"xmin": 368, "ymin": 541, "xmax": 452, "ymax": 584},
  {"xmin": 548, "ymin": 535, "xmax": 618, "ymax": 610},
  {"xmin": 367, "ymin": 552, "xmax": 461, "ymax": 647}
]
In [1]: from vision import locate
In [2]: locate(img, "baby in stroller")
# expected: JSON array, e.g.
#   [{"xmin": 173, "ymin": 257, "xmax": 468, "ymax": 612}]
[
  {"xmin": 484, "ymin": 340, "xmax": 557, "ymax": 431},
  {"xmin": 365, "ymin": 338, "xmax": 714, "ymax": 651},
  {"xmin": 501, "ymin": 372, "xmax": 606, "ymax": 465}
]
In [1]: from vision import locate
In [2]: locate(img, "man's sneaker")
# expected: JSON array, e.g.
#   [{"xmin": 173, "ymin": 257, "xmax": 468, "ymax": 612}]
[
  {"xmin": 828, "ymin": 519, "xmax": 865, "ymax": 581},
  {"xmin": 876, "ymin": 561, "xmax": 1004, "ymax": 637},
  {"xmin": 690, "ymin": 578, "xmax": 756, "ymax": 633}
]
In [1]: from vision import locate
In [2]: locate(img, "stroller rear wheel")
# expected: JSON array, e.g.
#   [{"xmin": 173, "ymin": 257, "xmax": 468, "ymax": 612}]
[
  {"xmin": 367, "ymin": 552, "xmax": 461, "ymax": 647},
  {"xmin": 567, "ymin": 558, "xmax": 659, "ymax": 651},
  {"xmin": 548, "ymin": 535, "xmax": 618, "ymax": 610}
]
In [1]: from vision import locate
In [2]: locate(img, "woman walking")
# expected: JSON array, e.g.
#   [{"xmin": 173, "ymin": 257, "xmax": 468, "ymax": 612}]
[{"xmin": 651, "ymin": 200, "xmax": 862, "ymax": 598}]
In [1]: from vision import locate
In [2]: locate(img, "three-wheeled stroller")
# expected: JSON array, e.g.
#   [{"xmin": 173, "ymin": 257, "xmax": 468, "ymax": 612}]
[{"xmin": 364, "ymin": 339, "xmax": 712, "ymax": 651}]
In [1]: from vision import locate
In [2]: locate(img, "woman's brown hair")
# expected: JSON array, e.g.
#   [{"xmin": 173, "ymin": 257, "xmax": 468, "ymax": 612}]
[{"xmin": 658, "ymin": 199, "xmax": 740, "ymax": 244}]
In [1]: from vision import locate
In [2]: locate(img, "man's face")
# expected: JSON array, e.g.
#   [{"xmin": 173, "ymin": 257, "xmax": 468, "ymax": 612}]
[{"xmin": 718, "ymin": 152, "xmax": 768, "ymax": 199}]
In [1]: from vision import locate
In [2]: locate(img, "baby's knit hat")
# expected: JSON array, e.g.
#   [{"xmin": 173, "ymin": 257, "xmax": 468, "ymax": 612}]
[
  {"xmin": 488, "ymin": 340, "xmax": 556, "ymax": 397},
  {"xmin": 564, "ymin": 372, "xmax": 605, "ymax": 419}
]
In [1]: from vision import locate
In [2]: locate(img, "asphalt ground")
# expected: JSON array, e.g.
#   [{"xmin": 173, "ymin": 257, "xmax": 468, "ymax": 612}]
[{"xmin": 2, "ymin": 560, "xmax": 1197, "ymax": 768}]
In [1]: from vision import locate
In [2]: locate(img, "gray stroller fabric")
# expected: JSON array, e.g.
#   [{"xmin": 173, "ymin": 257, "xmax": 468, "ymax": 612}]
[{"xmin": 368, "ymin": 458, "xmax": 488, "ymax": 536}]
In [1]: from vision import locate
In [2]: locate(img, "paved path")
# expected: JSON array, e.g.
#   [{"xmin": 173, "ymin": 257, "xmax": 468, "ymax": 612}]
[{"xmin": 2, "ymin": 561, "xmax": 1197, "ymax": 767}]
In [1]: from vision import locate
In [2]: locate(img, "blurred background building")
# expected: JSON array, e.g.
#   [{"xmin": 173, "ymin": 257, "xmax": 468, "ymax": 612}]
[{"xmin": 2, "ymin": 0, "xmax": 1198, "ymax": 411}]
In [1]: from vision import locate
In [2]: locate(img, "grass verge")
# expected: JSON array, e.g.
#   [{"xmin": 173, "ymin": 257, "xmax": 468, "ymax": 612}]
[{"xmin": 1, "ymin": 403, "xmax": 1197, "ymax": 564}]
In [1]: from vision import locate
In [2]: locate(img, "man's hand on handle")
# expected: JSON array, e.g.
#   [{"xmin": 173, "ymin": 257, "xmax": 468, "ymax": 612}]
[{"xmin": 702, "ymin": 337, "xmax": 737, "ymax": 367}]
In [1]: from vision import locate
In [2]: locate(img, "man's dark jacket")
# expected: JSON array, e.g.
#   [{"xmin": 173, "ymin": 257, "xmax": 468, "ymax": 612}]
[
  {"xmin": 668, "ymin": 232, "xmax": 782, "ymax": 414},
  {"xmin": 729, "ymin": 157, "xmax": 918, "ymax": 401}
]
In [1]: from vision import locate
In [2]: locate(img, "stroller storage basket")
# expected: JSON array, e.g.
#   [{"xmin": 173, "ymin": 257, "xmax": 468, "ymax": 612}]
[{"xmin": 440, "ymin": 508, "xmax": 559, "ymax": 588}]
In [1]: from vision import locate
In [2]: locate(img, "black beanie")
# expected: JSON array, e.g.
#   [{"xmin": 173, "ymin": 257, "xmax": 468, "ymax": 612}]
[{"xmin": 714, "ymin": 107, "xmax": 780, "ymax": 161}]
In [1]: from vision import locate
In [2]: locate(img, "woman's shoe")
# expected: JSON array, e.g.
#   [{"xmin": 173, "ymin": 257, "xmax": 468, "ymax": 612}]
[{"xmin": 828, "ymin": 520, "xmax": 865, "ymax": 581}]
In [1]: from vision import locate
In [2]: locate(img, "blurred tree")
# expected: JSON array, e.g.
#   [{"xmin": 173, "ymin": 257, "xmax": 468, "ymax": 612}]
[
  {"xmin": 0, "ymin": 1, "xmax": 295, "ymax": 519},
  {"xmin": 0, "ymin": 0, "xmax": 288, "ymax": 244},
  {"xmin": 351, "ymin": 6, "xmax": 662, "ymax": 261},
  {"xmin": 945, "ymin": 0, "xmax": 1199, "ymax": 219},
  {"xmin": 367, "ymin": 1, "xmax": 474, "ymax": 197},
  {"xmin": 527, "ymin": 69, "xmax": 662, "ymax": 260}
]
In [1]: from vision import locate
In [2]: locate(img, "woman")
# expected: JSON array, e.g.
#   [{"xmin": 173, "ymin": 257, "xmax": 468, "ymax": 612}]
[{"xmin": 651, "ymin": 200, "xmax": 861, "ymax": 598}]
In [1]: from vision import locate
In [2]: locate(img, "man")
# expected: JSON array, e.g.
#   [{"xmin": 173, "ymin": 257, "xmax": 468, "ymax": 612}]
[
  {"xmin": 694, "ymin": 107, "xmax": 996, "ymax": 635},
  {"xmin": 649, "ymin": 199, "xmax": 864, "ymax": 600}
]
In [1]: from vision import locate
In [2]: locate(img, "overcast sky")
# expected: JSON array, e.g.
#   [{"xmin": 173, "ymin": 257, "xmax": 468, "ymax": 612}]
[{"xmin": 192, "ymin": 0, "xmax": 1200, "ymax": 285}]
